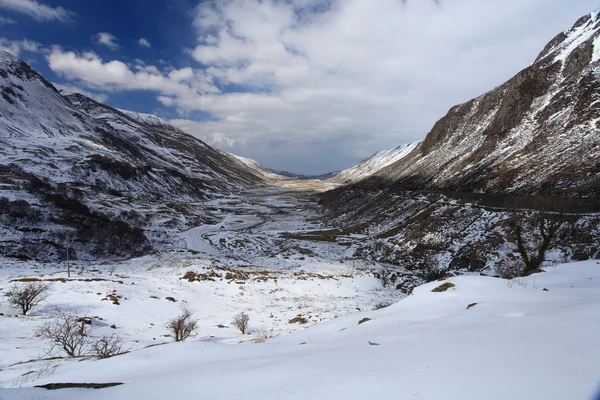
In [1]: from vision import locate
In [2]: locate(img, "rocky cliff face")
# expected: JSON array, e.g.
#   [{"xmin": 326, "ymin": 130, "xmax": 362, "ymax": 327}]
[{"xmin": 352, "ymin": 11, "xmax": 600, "ymax": 196}]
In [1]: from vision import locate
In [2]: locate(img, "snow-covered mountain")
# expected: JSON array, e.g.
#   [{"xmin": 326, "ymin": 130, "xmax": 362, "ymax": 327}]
[
  {"xmin": 320, "ymin": 11, "xmax": 600, "ymax": 273},
  {"xmin": 329, "ymin": 142, "xmax": 419, "ymax": 185},
  {"xmin": 0, "ymin": 50, "xmax": 266, "ymax": 260},
  {"xmin": 336, "ymin": 11, "xmax": 600, "ymax": 196}
]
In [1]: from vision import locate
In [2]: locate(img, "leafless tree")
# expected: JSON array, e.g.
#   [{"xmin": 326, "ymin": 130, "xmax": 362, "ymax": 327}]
[
  {"xmin": 506, "ymin": 195, "xmax": 572, "ymax": 276},
  {"xmin": 232, "ymin": 312, "xmax": 250, "ymax": 334},
  {"xmin": 38, "ymin": 311, "xmax": 90, "ymax": 357},
  {"xmin": 166, "ymin": 305, "xmax": 198, "ymax": 342},
  {"xmin": 93, "ymin": 333, "xmax": 128, "ymax": 358},
  {"xmin": 5, "ymin": 282, "xmax": 51, "ymax": 315}
]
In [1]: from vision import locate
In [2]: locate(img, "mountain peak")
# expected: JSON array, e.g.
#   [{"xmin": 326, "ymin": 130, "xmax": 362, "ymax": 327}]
[{"xmin": 535, "ymin": 10, "xmax": 600, "ymax": 64}]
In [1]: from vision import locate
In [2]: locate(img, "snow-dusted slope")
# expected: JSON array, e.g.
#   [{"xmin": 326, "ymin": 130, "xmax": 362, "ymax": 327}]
[
  {"xmin": 329, "ymin": 142, "xmax": 419, "ymax": 184},
  {"xmin": 0, "ymin": 51, "xmax": 265, "ymax": 259},
  {"xmin": 2, "ymin": 260, "xmax": 598, "ymax": 400},
  {"xmin": 116, "ymin": 109, "xmax": 175, "ymax": 131},
  {"xmin": 225, "ymin": 153, "xmax": 285, "ymax": 180},
  {"xmin": 341, "ymin": 11, "xmax": 600, "ymax": 195}
]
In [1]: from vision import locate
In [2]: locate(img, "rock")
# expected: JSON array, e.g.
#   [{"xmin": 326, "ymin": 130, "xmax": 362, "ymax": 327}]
[
  {"xmin": 35, "ymin": 383, "xmax": 123, "ymax": 390},
  {"xmin": 288, "ymin": 315, "xmax": 308, "ymax": 324},
  {"xmin": 358, "ymin": 317, "xmax": 371, "ymax": 325},
  {"xmin": 466, "ymin": 302, "xmax": 477, "ymax": 310},
  {"xmin": 165, "ymin": 296, "xmax": 177, "ymax": 302},
  {"xmin": 431, "ymin": 282, "xmax": 455, "ymax": 292}
]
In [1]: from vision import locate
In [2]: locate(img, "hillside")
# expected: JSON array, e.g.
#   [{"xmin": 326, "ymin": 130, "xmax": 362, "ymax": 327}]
[
  {"xmin": 338, "ymin": 12, "xmax": 600, "ymax": 195},
  {"xmin": 0, "ymin": 51, "xmax": 266, "ymax": 260},
  {"xmin": 320, "ymin": 11, "xmax": 600, "ymax": 274},
  {"xmin": 328, "ymin": 142, "xmax": 419, "ymax": 185}
]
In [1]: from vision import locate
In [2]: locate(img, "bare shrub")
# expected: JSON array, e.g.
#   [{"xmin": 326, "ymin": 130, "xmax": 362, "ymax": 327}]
[
  {"xmin": 39, "ymin": 311, "xmax": 90, "ymax": 357},
  {"xmin": 232, "ymin": 312, "xmax": 250, "ymax": 334},
  {"xmin": 167, "ymin": 305, "xmax": 198, "ymax": 342},
  {"xmin": 93, "ymin": 333, "xmax": 128, "ymax": 358},
  {"xmin": 253, "ymin": 327, "xmax": 279, "ymax": 343},
  {"xmin": 496, "ymin": 259, "xmax": 525, "ymax": 279},
  {"xmin": 373, "ymin": 302, "xmax": 392, "ymax": 310},
  {"xmin": 6, "ymin": 282, "xmax": 51, "ymax": 315}
]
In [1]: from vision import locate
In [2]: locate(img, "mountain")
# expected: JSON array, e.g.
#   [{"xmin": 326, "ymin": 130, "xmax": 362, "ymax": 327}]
[
  {"xmin": 337, "ymin": 11, "xmax": 600, "ymax": 196},
  {"xmin": 328, "ymin": 142, "xmax": 419, "ymax": 185},
  {"xmin": 320, "ymin": 11, "xmax": 600, "ymax": 274},
  {"xmin": 0, "ymin": 50, "xmax": 265, "ymax": 261}
]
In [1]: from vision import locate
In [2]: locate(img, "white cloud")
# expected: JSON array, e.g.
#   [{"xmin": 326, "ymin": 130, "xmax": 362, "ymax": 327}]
[
  {"xmin": 0, "ymin": 37, "xmax": 41, "ymax": 57},
  {"xmin": 0, "ymin": 0, "xmax": 74, "ymax": 22},
  {"xmin": 53, "ymin": 83, "xmax": 109, "ymax": 103},
  {"xmin": 95, "ymin": 32, "xmax": 120, "ymax": 50},
  {"xmin": 0, "ymin": 15, "xmax": 16, "ymax": 25},
  {"xmin": 138, "ymin": 38, "xmax": 151, "ymax": 48},
  {"xmin": 45, "ymin": 0, "xmax": 600, "ymax": 173},
  {"xmin": 46, "ymin": 48, "xmax": 220, "ymax": 97}
]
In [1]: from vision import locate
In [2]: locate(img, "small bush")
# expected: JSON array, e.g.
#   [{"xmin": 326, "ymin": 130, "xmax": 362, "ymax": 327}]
[
  {"xmin": 373, "ymin": 302, "xmax": 392, "ymax": 310},
  {"xmin": 253, "ymin": 328, "xmax": 279, "ymax": 343},
  {"xmin": 167, "ymin": 306, "xmax": 198, "ymax": 342},
  {"xmin": 496, "ymin": 259, "xmax": 525, "ymax": 279},
  {"xmin": 39, "ymin": 311, "xmax": 89, "ymax": 357},
  {"xmin": 5, "ymin": 282, "xmax": 51, "ymax": 315},
  {"xmin": 232, "ymin": 312, "xmax": 250, "ymax": 334},
  {"xmin": 93, "ymin": 333, "xmax": 128, "ymax": 358}
]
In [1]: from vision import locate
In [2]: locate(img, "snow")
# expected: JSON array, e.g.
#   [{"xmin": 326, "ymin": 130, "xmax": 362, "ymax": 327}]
[
  {"xmin": 1, "ymin": 261, "xmax": 599, "ymax": 399},
  {"xmin": 330, "ymin": 141, "xmax": 420, "ymax": 184},
  {"xmin": 552, "ymin": 12, "xmax": 600, "ymax": 64}
]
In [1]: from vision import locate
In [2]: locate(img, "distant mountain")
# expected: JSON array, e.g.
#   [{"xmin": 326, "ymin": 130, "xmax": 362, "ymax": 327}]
[
  {"xmin": 328, "ymin": 142, "xmax": 419, "ymax": 185},
  {"xmin": 0, "ymin": 50, "xmax": 265, "ymax": 260},
  {"xmin": 334, "ymin": 11, "xmax": 600, "ymax": 196}
]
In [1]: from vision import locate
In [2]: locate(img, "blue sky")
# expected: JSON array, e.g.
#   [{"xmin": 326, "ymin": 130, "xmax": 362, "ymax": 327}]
[{"xmin": 0, "ymin": 0, "xmax": 599, "ymax": 174}]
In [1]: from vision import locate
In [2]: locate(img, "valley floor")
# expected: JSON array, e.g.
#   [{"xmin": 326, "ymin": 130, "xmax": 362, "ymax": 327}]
[{"xmin": 0, "ymin": 184, "xmax": 598, "ymax": 399}]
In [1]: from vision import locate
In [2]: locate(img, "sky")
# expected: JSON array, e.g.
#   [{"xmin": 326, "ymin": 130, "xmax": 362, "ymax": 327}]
[{"xmin": 0, "ymin": 0, "xmax": 598, "ymax": 175}]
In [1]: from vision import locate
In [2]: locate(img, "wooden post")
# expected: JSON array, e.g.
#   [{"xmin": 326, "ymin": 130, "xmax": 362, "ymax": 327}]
[{"xmin": 66, "ymin": 234, "xmax": 70, "ymax": 278}]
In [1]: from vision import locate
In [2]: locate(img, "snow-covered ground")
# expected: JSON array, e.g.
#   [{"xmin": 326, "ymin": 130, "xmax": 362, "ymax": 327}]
[{"xmin": 1, "ymin": 260, "xmax": 598, "ymax": 399}]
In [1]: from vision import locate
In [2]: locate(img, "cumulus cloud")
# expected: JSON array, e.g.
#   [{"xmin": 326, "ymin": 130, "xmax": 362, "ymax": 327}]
[
  {"xmin": 95, "ymin": 32, "xmax": 120, "ymax": 50},
  {"xmin": 46, "ymin": 48, "xmax": 219, "ymax": 96},
  {"xmin": 0, "ymin": 0, "xmax": 74, "ymax": 22},
  {"xmin": 138, "ymin": 38, "xmax": 151, "ymax": 48},
  {"xmin": 53, "ymin": 83, "xmax": 109, "ymax": 103},
  {"xmin": 0, "ymin": 37, "xmax": 41, "ymax": 57},
  {"xmin": 46, "ymin": 0, "xmax": 600, "ymax": 173}
]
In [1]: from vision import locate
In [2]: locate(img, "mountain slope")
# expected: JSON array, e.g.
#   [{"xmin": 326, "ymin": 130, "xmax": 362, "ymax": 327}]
[
  {"xmin": 329, "ymin": 142, "xmax": 419, "ymax": 185},
  {"xmin": 319, "ymin": 11, "xmax": 600, "ymax": 274},
  {"xmin": 0, "ymin": 50, "xmax": 265, "ymax": 260},
  {"xmin": 345, "ymin": 11, "xmax": 600, "ymax": 196}
]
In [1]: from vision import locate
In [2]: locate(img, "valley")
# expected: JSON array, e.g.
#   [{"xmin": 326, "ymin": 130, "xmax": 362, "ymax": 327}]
[
  {"xmin": 1, "ymin": 5, "xmax": 600, "ymax": 399},
  {"xmin": 0, "ymin": 181, "xmax": 406, "ymax": 387}
]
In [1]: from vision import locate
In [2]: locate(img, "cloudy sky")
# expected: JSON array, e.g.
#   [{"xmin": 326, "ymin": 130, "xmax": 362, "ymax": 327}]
[{"xmin": 0, "ymin": 0, "xmax": 597, "ymax": 174}]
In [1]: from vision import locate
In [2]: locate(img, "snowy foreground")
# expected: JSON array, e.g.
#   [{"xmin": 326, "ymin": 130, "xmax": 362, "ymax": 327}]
[{"xmin": 1, "ymin": 260, "xmax": 599, "ymax": 400}]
